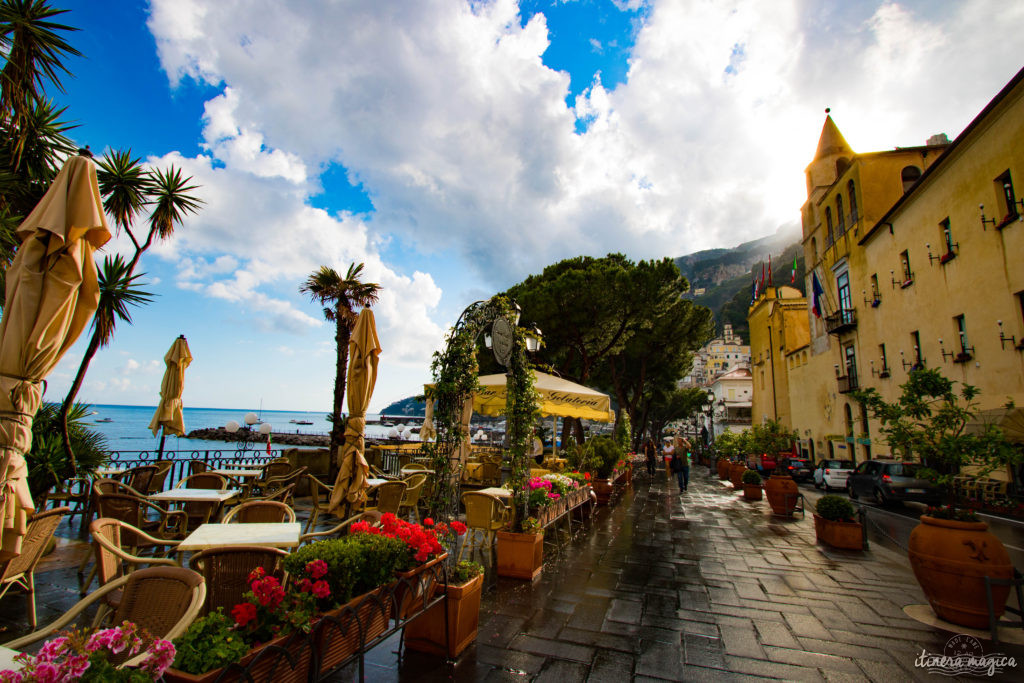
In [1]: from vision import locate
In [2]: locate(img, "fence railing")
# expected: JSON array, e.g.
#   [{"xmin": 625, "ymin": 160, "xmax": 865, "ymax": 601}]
[{"xmin": 105, "ymin": 449, "xmax": 283, "ymax": 489}]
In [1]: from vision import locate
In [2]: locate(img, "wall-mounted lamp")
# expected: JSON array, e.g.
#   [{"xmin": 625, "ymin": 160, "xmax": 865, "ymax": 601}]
[
  {"xmin": 833, "ymin": 363, "xmax": 841, "ymax": 378},
  {"xmin": 980, "ymin": 203, "xmax": 997, "ymax": 230},
  {"xmin": 997, "ymin": 320, "xmax": 1021, "ymax": 350},
  {"xmin": 939, "ymin": 338, "xmax": 955, "ymax": 362},
  {"xmin": 862, "ymin": 289, "xmax": 881, "ymax": 306},
  {"xmin": 890, "ymin": 270, "xmax": 898, "ymax": 289}
]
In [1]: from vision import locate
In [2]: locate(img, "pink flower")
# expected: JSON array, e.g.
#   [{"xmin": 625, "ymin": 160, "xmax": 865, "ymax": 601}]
[
  {"xmin": 547, "ymin": 492, "xmax": 561, "ymax": 500},
  {"xmin": 65, "ymin": 654, "xmax": 91, "ymax": 679},
  {"xmin": 142, "ymin": 639, "xmax": 176, "ymax": 677},
  {"xmin": 31, "ymin": 663, "xmax": 57, "ymax": 683},
  {"xmin": 85, "ymin": 630, "xmax": 113, "ymax": 653},
  {"xmin": 0, "ymin": 670, "xmax": 23, "ymax": 683},
  {"xmin": 36, "ymin": 637, "xmax": 68, "ymax": 663}
]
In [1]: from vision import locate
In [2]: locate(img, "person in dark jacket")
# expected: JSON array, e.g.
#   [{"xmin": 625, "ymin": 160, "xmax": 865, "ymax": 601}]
[
  {"xmin": 642, "ymin": 437, "xmax": 657, "ymax": 477},
  {"xmin": 669, "ymin": 448, "xmax": 689, "ymax": 493}
]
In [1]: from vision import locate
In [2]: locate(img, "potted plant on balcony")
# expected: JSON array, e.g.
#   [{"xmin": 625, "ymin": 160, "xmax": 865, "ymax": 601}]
[
  {"xmin": 741, "ymin": 469, "xmax": 762, "ymax": 501},
  {"xmin": 497, "ymin": 516, "xmax": 543, "ymax": 580},
  {"xmin": 813, "ymin": 495, "xmax": 862, "ymax": 550},
  {"xmin": 855, "ymin": 368, "xmax": 1021, "ymax": 628},
  {"xmin": 404, "ymin": 560, "xmax": 484, "ymax": 657}
]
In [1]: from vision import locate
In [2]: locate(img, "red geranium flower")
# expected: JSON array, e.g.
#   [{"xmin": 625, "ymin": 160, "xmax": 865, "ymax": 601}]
[
  {"xmin": 232, "ymin": 602, "xmax": 258, "ymax": 627},
  {"xmin": 423, "ymin": 517, "xmax": 434, "ymax": 526},
  {"xmin": 306, "ymin": 559, "xmax": 328, "ymax": 579},
  {"xmin": 311, "ymin": 580, "xmax": 331, "ymax": 599}
]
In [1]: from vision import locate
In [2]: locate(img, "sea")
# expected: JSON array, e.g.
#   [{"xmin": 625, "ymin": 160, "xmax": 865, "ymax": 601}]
[{"xmin": 86, "ymin": 404, "xmax": 411, "ymax": 456}]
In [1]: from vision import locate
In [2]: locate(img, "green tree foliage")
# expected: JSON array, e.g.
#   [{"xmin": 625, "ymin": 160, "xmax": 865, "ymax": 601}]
[
  {"xmin": 28, "ymin": 402, "xmax": 107, "ymax": 500},
  {"xmin": 300, "ymin": 263, "xmax": 380, "ymax": 465},
  {"xmin": 854, "ymin": 368, "xmax": 1021, "ymax": 505},
  {"xmin": 506, "ymin": 254, "xmax": 712, "ymax": 444},
  {"xmin": 747, "ymin": 419, "xmax": 797, "ymax": 456},
  {"xmin": 644, "ymin": 386, "xmax": 708, "ymax": 445}
]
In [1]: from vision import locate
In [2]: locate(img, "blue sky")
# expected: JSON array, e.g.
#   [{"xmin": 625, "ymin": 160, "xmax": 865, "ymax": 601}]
[{"xmin": 35, "ymin": 0, "xmax": 1024, "ymax": 417}]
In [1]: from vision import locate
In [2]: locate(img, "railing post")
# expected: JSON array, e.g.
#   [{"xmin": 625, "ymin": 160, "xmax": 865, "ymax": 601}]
[{"xmin": 858, "ymin": 505, "xmax": 869, "ymax": 550}]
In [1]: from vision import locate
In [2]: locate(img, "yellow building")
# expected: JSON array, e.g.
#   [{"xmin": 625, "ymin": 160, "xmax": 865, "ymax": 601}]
[
  {"xmin": 748, "ymin": 285, "xmax": 809, "ymax": 437},
  {"xmin": 779, "ymin": 67, "xmax": 1024, "ymax": 465}
]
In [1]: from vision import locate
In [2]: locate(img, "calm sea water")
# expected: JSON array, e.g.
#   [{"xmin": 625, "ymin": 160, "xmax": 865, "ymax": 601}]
[{"xmin": 86, "ymin": 404, "xmax": 410, "ymax": 455}]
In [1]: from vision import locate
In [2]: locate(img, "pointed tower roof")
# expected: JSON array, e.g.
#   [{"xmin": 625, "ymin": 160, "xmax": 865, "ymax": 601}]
[{"xmin": 813, "ymin": 112, "xmax": 854, "ymax": 161}]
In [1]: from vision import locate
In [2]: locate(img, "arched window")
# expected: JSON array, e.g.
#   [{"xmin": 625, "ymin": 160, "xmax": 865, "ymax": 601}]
[
  {"xmin": 836, "ymin": 195, "xmax": 845, "ymax": 234},
  {"xmin": 847, "ymin": 180, "xmax": 858, "ymax": 222},
  {"xmin": 825, "ymin": 207, "xmax": 834, "ymax": 245},
  {"xmin": 901, "ymin": 166, "xmax": 922, "ymax": 193}
]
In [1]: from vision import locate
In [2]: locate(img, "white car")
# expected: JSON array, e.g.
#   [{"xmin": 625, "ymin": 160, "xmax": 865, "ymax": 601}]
[{"xmin": 813, "ymin": 459, "xmax": 855, "ymax": 491}]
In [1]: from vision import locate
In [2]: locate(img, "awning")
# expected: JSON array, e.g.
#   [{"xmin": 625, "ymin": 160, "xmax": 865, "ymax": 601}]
[
  {"xmin": 964, "ymin": 407, "xmax": 1024, "ymax": 444},
  {"xmin": 429, "ymin": 370, "xmax": 613, "ymax": 422}
]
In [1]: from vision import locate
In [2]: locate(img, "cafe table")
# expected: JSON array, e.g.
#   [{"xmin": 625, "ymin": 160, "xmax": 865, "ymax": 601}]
[
  {"xmin": 476, "ymin": 486, "xmax": 512, "ymax": 499},
  {"xmin": 365, "ymin": 478, "xmax": 390, "ymax": 487},
  {"xmin": 177, "ymin": 522, "xmax": 302, "ymax": 552},
  {"xmin": 95, "ymin": 467, "xmax": 127, "ymax": 478},
  {"xmin": 149, "ymin": 488, "xmax": 239, "ymax": 504},
  {"xmin": 401, "ymin": 467, "xmax": 434, "ymax": 476},
  {"xmin": 0, "ymin": 645, "xmax": 19, "ymax": 670},
  {"xmin": 211, "ymin": 468, "xmax": 263, "ymax": 479}
]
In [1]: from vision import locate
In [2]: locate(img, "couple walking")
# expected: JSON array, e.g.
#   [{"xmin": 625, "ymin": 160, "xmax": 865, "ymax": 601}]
[{"xmin": 642, "ymin": 434, "xmax": 691, "ymax": 493}]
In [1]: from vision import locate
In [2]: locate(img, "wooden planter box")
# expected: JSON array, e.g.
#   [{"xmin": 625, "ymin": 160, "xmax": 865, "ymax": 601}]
[
  {"xmin": 163, "ymin": 627, "xmax": 314, "ymax": 683},
  {"xmin": 393, "ymin": 553, "xmax": 447, "ymax": 619},
  {"xmin": 404, "ymin": 572, "xmax": 484, "ymax": 658},
  {"xmin": 812, "ymin": 514, "xmax": 863, "ymax": 550},
  {"xmin": 496, "ymin": 530, "xmax": 543, "ymax": 580},
  {"xmin": 314, "ymin": 586, "xmax": 391, "ymax": 674}
]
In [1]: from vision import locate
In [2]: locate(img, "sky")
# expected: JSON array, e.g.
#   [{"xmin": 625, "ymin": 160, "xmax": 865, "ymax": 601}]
[{"xmin": 35, "ymin": 0, "xmax": 1024, "ymax": 416}]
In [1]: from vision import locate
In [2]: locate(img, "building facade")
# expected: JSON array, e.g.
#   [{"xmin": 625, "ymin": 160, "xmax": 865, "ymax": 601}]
[
  {"xmin": 764, "ymin": 68, "xmax": 1024, "ymax": 465},
  {"xmin": 748, "ymin": 285, "xmax": 810, "ymax": 437},
  {"xmin": 680, "ymin": 323, "xmax": 750, "ymax": 387}
]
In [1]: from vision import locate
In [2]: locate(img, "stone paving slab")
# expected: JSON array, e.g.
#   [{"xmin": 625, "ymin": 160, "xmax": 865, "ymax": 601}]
[{"xmin": 4, "ymin": 471, "xmax": 1024, "ymax": 680}]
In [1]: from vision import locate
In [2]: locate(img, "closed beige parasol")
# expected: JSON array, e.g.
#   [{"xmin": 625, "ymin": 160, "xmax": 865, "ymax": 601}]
[
  {"xmin": 329, "ymin": 308, "xmax": 382, "ymax": 514},
  {"xmin": 148, "ymin": 335, "xmax": 193, "ymax": 458},
  {"xmin": 0, "ymin": 154, "xmax": 111, "ymax": 559}
]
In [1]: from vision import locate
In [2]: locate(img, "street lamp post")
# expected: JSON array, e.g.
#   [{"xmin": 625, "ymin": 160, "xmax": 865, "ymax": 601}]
[{"xmin": 225, "ymin": 412, "xmax": 273, "ymax": 454}]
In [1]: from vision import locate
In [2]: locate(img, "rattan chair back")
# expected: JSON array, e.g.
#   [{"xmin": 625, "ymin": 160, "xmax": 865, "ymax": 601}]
[
  {"xmin": 222, "ymin": 501, "xmax": 296, "ymax": 524},
  {"xmin": 147, "ymin": 461, "xmax": 173, "ymax": 494},
  {"xmin": 177, "ymin": 473, "xmax": 227, "ymax": 489},
  {"xmin": 123, "ymin": 465, "xmax": 158, "ymax": 494},
  {"xmin": 0, "ymin": 507, "xmax": 68, "ymax": 627},
  {"xmin": 188, "ymin": 459, "xmax": 208, "ymax": 475},
  {"xmin": 112, "ymin": 566, "xmax": 205, "ymax": 640},
  {"xmin": 261, "ymin": 462, "xmax": 292, "ymax": 480},
  {"xmin": 189, "ymin": 546, "xmax": 288, "ymax": 616},
  {"xmin": 461, "ymin": 491, "xmax": 510, "ymax": 532},
  {"xmin": 369, "ymin": 481, "xmax": 407, "ymax": 515}
]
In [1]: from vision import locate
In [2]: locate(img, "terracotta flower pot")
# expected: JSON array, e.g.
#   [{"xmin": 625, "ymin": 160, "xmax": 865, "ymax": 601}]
[
  {"xmin": 907, "ymin": 515, "xmax": 1014, "ymax": 629},
  {"xmin": 764, "ymin": 474, "xmax": 799, "ymax": 516},
  {"xmin": 812, "ymin": 514, "xmax": 862, "ymax": 550},
  {"xmin": 717, "ymin": 459, "xmax": 730, "ymax": 479},
  {"xmin": 404, "ymin": 572, "xmax": 484, "ymax": 657},
  {"xmin": 593, "ymin": 478, "xmax": 614, "ymax": 505},
  {"xmin": 163, "ymin": 629, "xmax": 313, "ymax": 683},
  {"xmin": 393, "ymin": 552, "xmax": 447, "ymax": 619},
  {"xmin": 496, "ymin": 530, "xmax": 543, "ymax": 580},
  {"xmin": 729, "ymin": 462, "xmax": 747, "ymax": 488},
  {"xmin": 742, "ymin": 484, "xmax": 762, "ymax": 501}
]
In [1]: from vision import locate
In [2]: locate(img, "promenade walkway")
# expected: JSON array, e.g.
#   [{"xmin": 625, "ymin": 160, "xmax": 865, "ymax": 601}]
[{"xmin": 3, "ymin": 469, "xmax": 1024, "ymax": 680}]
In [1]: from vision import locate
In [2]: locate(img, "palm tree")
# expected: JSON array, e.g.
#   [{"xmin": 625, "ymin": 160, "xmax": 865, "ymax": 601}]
[
  {"xmin": 58, "ymin": 151, "xmax": 202, "ymax": 469},
  {"xmin": 300, "ymin": 263, "xmax": 380, "ymax": 462}
]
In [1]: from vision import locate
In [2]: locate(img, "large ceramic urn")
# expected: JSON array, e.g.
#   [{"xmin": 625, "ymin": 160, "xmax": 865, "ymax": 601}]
[{"xmin": 907, "ymin": 515, "xmax": 1014, "ymax": 629}]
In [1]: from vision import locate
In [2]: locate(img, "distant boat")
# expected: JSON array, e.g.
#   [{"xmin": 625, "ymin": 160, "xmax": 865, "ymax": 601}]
[
  {"xmin": 290, "ymin": 419, "xmax": 313, "ymax": 425},
  {"xmin": 95, "ymin": 417, "xmax": 113, "ymax": 423}
]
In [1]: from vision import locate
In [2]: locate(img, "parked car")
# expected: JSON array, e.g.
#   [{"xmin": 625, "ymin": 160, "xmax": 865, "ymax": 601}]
[
  {"xmin": 755, "ymin": 453, "xmax": 777, "ymax": 475},
  {"xmin": 776, "ymin": 457, "xmax": 813, "ymax": 482},
  {"xmin": 813, "ymin": 459, "xmax": 855, "ymax": 491},
  {"xmin": 846, "ymin": 459, "xmax": 943, "ymax": 505}
]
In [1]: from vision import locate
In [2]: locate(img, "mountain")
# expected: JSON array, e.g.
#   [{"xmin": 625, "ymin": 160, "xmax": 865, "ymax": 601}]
[
  {"xmin": 675, "ymin": 226, "xmax": 804, "ymax": 342},
  {"xmin": 379, "ymin": 395, "xmax": 426, "ymax": 417}
]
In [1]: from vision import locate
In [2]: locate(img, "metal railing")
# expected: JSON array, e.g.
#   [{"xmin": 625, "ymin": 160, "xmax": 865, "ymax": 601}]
[
  {"xmin": 103, "ymin": 449, "xmax": 283, "ymax": 489},
  {"xmin": 825, "ymin": 308, "xmax": 857, "ymax": 334}
]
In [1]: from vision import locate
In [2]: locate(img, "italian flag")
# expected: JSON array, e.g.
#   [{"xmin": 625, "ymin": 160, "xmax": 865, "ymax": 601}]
[{"xmin": 791, "ymin": 256, "xmax": 797, "ymax": 284}]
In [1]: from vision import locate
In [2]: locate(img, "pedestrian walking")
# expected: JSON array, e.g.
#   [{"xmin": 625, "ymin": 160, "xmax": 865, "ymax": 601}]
[
  {"xmin": 669, "ymin": 448, "xmax": 688, "ymax": 493},
  {"xmin": 661, "ymin": 437, "xmax": 675, "ymax": 480},
  {"xmin": 642, "ymin": 437, "xmax": 657, "ymax": 477}
]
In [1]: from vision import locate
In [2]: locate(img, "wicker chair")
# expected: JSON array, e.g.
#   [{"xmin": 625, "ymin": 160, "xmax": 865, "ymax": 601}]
[
  {"xmin": 4, "ymin": 566, "xmax": 206, "ymax": 660},
  {"xmin": 0, "ymin": 508, "xmax": 69, "ymax": 627},
  {"xmin": 188, "ymin": 459, "xmax": 208, "ymax": 476},
  {"xmin": 222, "ymin": 501, "xmax": 296, "ymax": 524},
  {"xmin": 39, "ymin": 478, "xmax": 89, "ymax": 526},
  {"xmin": 261, "ymin": 466, "xmax": 307, "ymax": 498},
  {"xmin": 239, "ymin": 482, "xmax": 297, "ymax": 507},
  {"xmin": 365, "ymin": 481, "xmax": 407, "ymax": 515},
  {"xmin": 458, "ymin": 491, "xmax": 512, "ymax": 564},
  {"xmin": 147, "ymin": 461, "xmax": 174, "ymax": 494},
  {"xmin": 89, "ymin": 518, "xmax": 181, "ymax": 609},
  {"xmin": 303, "ymin": 474, "xmax": 334, "ymax": 534},
  {"xmin": 402, "ymin": 463, "xmax": 428, "ymax": 471},
  {"xmin": 119, "ymin": 465, "xmax": 159, "ymax": 495},
  {"xmin": 95, "ymin": 493, "xmax": 188, "ymax": 544},
  {"xmin": 398, "ymin": 474, "xmax": 427, "ymax": 523},
  {"xmin": 176, "ymin": 473, "xmax": 229, "ymax": 529},
  {"xmin": 299, "ymin": 511, "xmax": 381, "ymax": 544},
  {"xmin": 189, "ymin": 546, "xmax": 288, "ymax": 616}
]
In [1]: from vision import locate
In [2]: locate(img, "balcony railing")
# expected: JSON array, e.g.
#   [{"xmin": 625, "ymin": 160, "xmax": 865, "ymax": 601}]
[
  {"xmin": 837, "ymin": 373, "xmax": 859, "ymax": 394},
  {"xmin": 825, "ymin": 308, "xmax": 857, "ymax": 335}
]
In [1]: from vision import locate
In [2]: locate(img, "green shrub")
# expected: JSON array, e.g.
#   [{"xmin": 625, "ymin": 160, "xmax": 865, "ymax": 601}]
[
  {"xmin": 815, "ymin": 495, "xmax": 856, "ymax": 522},
  {"xmin": 172, "ymin": 609, "xmax": 251, "ymax": 675},
  {"xmin": 741, "ymin": 469, "xmax": 762, "ymax": 485},
  {"xmin": 586, "ymin": 435, "xmax": 624, "ymax": 479},
  {"xmin": 451, "ymin": 560, "xmax": 484, "ymax": 585},
  {"xmin": 283, "ymin": 533, "xmax": 409, "ymax": 604}
]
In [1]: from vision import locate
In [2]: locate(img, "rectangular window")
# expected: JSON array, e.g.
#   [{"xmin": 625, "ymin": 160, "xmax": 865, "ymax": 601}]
[
  {"xmin": 870, "ymin": 274, "xmax": 880, "ymax": 300},
  {"xmin": 900, "ymin": 250, "xmax": 913, "ymax": 284},
  {"xmin": 940, "ymin": 218, "xmax": 955, "ymax": 256},
  {"xmin": 911, "ymin": 330, "xmax": 922, "ymax": 366},
  {"xmin": 844, "ymin": 344, "xmax": 858, "ymax": 387},
  {"xmin": 836, "ymin": 271, "xmax": 852, "ymax": 323},
  {"xmin": 955, "ymin": 314, "xmax": 969, "ymax": 354},
  {"xmin": 879, "ymin": 343, "xmax": 889, "ymax": 375},
  {"xmin": 997, "ymin": 170, "xmax": 1018, "ymax": 221}
]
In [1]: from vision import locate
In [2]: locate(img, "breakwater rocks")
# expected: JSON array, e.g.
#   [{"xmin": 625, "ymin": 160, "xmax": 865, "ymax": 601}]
[{"xmin": 185, "ymin": 427, "xmax": 330, "ymax": 447}]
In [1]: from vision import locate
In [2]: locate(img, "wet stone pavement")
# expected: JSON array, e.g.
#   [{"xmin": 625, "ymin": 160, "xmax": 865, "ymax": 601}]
[{"xmin": 4, "ymin": 469, "xmax": 1024, "ymax": 681}]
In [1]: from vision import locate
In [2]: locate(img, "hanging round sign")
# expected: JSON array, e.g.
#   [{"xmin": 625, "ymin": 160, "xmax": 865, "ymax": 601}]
[{"xmin": 490, "ymin": 316, "xmax": 514, "ymax": 367}]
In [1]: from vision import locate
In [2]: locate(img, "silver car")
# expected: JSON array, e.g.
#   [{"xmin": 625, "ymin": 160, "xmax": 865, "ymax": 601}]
[{"xmin": 813, "ymin": 459, "xmax": 855, "ymax": 491}]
